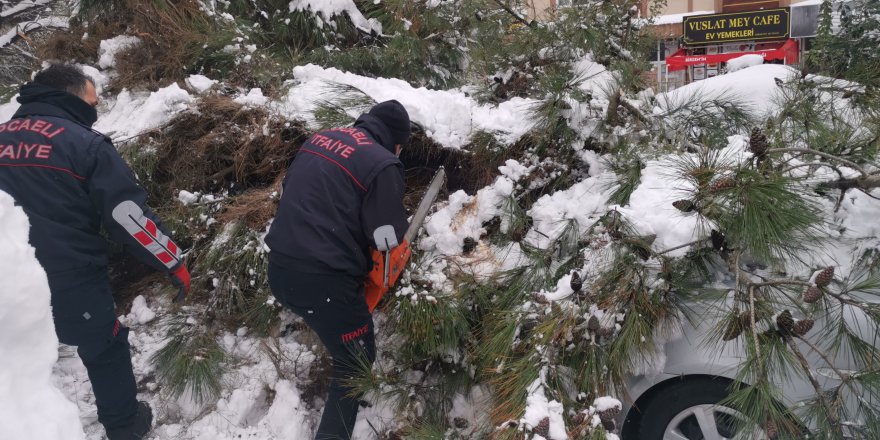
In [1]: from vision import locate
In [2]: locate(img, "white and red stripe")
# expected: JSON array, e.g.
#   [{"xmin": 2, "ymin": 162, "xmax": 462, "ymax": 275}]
[{"xmin": 111, "ymin": 200, "xmax": 181, "ymax": 269}]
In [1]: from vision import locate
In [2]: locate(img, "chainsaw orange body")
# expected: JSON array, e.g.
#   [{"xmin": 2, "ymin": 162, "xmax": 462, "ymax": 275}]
[
  {"xmin": 362, "ymin": 168, "xmax": 445, "ymax": 313},
  {"xmin": 365, "ymin": 240, "xmax": 412, "ymax": 312}
]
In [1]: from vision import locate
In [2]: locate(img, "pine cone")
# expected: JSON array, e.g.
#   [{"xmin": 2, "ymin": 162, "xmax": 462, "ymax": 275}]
[
  {"xmin": 740, "ymin": 308, "xmax": 767, "ymax": 325},
  {"xmin": 765, "ymin": 418, "xmax": 779, "ymax": 440},
  {"xmin": 776, "ymin": 310, "xmax": 795, "ymax": 333},
  {"xmin": 599, "ymin": 407, "xmax": 620, "ymax": 423},
  {"xmin": 688, "ymin": 167, "xmax": 715, "ymax": 186},
  {"xmin": 521, "ymin": 318, "xmax": 538, "ymax": 335},
  {"xmin": 708, "ymin": 176, "xmax": 736, "ymax": 193},
  {"xmin": 533, "ymin": 292, "xmax": 550, "ymax": 304},
  {"xmin": 672, "ymin": 199, "xmax": 696, "ymax": 212},
  {"xmin": 587, "ymin": 316, "xmax": 601, "ymax": 331},
  {"xmin": 815, "ymin": 267, "xmax": 834, "ymax": 288},
  {"xmin": 462, "ymin": 237, "xmax": 477, "ymax": 254},
  {"xmin": 710, "ymin": 230, "xmax": 727, "ymax": 251},
  {"xmin": 570, "ymin": 272, "xmax": 583, "ymax": 292},
  {"xmin": 722, "ymin": 318, "xmax": 743, "ymax": 341},
  {"xmin": 601, "ymin": 418, "xmax": 616, "ymax": 432},
  {"xmin": 453, "ymin": 417, "xmax": 469, "ymax": 429},
  {"xmin": 574, "ymin": 411, "xmax": 587, "ymax": 425},
  {"xmin": 534, "ymin": 416, "xmax": 550, "ymax": 437},
  {"xmin": 749, "ymin": 127, "xmax": 770, "ymax": 157},
  {"xmin": 596, "ymin": 326, "xmax": 615, "ymax": 337},
  {"xmin": 792, "ymin": 318, "xmax": 815, "ymax": 337},
  {"xmin": 803, "ymin": 286, "xmax": 822, "ymax": 304}
]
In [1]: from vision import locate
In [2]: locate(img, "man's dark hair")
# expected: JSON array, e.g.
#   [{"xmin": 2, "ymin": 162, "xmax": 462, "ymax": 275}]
[{"xmin": 32, "ymin": 64, "xmax": 95, "ymax": 96}]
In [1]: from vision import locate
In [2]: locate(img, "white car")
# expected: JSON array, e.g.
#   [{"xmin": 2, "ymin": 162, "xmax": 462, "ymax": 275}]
[{"xmin": 618, "ymin": 296, "xmax": 879, "ymax": 440}]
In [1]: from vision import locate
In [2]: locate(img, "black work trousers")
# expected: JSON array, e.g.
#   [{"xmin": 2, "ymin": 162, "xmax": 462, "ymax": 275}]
[
  {"xmin": 48, "ymin": 270, "xmax": 139, "ymax": 431},
  {"xmin": 268, "ymin": 260, "xmax": 376, "ymax": 440}
]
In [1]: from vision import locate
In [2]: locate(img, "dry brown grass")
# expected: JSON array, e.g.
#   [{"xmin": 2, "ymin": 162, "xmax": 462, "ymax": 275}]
[
  {"xmin": 143, "ymin": 95, "xmax": 306, "ymax": 194},
  {"xmin": 216, "ymin": 176, "xmax": 284, "ymax": 230},
  {"xmin": 38, "ymin": 0, "xmax": 214, "ymax": 91}
]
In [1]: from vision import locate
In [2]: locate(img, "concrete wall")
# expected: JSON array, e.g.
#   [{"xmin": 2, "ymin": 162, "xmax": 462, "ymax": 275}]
[{"xmin": 527, "ymin": 0, "xmax": 556, "ymax": 20}]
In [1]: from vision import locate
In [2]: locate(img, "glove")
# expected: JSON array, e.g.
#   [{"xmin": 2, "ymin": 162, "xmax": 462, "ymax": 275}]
[{"xmin": 169, "ymin": 264, "xmax": 191, "ymax": 303}]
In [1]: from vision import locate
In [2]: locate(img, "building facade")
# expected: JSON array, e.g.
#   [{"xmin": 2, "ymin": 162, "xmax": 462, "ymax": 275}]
[
  {"xmin": 645, "ymin": 0, "xmax": 822, "ymax": 90},
  {"xmin": 528, "ymin": 0, "xmax": 824, "ymax": 91}
]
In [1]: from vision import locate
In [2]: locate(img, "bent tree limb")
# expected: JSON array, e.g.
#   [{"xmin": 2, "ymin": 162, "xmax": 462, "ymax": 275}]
[{"xmin": 819, "ymin": 174, "xmax": 880, "ymax": 192}]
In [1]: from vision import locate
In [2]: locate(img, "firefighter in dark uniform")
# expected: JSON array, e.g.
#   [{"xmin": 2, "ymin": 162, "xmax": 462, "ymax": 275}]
[
  {"xmin": 0, "ymin": 64, "xmax": 190, "ymax": 440},
  {"xmin": 265, "ymin": 100, "xmax": 411, "ymax": 440}
]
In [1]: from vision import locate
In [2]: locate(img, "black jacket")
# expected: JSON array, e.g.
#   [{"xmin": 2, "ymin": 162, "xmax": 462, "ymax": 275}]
[
  {"xmin": 0, "ymin": 84, "xmax": 183, "ymax": 278},
  {"xmin": 264, "ymin": 114, "xmax": 409, "ymax": 277}
]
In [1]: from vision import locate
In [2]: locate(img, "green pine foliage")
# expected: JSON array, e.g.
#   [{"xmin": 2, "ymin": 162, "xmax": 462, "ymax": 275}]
[{"xmin": 150, "ymin": 312, "xmax": 230, "ymax": 404}]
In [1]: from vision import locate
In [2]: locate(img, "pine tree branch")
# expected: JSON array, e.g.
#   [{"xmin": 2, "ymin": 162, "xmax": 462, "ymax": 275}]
[
  {"xmin": 748, "ymin": 285, "xmax": 763, "ymax": 375},
  {"xmin": 794, "ymin": 335, "xmax": 862, "ymax": 397},
  {"xmin": 784, "ymin": 334, "xmax": 844, "ymax": 436},
  {"xmin": 767, "ymin": 147, "xmax": 868, "ymax": 177},
  {"xmin": 655, "ymin": 238, "xmax": 709, "ymax": 255},
  {"xmin": 751, "ymin": 279, "xmax": 811, "ymax": 288},
  {"xmin": 489, "ymin": 0, "xmax": 534, "ymax": 28},
  {"xmin": 819, "ymin": 174, "xmax": 880, "ymax": 192},
  {"xmin": 619, "ymin": 97, "xmax": 651, "ymax": 125},
  {"xmin": 781, "ymin": 162, "xmax": 834, "ymax": 174}
]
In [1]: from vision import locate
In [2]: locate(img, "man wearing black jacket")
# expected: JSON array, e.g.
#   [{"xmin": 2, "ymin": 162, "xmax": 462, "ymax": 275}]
[
  {"xmin": 265, "ymin": 100, "xmax": 411, "ymax": 439},
  {"xmin": 0, "ymin": 64, "xmax": 190, "ymax": 440}
]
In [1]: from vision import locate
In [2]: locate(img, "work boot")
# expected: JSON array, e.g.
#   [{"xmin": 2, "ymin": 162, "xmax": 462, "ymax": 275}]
[{"xmin": 105, "ymin": 401, "xmax": 153, "ymax": 440}]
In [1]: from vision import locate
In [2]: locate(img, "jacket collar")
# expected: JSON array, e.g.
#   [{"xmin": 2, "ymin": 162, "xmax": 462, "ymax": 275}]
[
  {"xmin": 354, "ymin": 114, "xmax": 395, "ymax": 154},
  {"xmin": 14, "ymin": 83, "xmax": 98, "ymax": 127}
]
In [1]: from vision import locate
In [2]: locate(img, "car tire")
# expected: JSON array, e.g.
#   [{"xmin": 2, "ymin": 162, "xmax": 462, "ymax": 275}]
[{"xmin": 636, "ymin": 376, "xmax": 745, "ymax": 440}]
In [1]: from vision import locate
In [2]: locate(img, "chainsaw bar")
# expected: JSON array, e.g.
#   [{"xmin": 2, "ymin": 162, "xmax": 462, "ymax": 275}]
[{"xmin": 404, "ymin": 167, "xmax": 446, "ymax": 243}]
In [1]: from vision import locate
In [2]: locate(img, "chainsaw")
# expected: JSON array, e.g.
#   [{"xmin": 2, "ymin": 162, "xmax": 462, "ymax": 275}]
[{"xmin": 364, "ymin": 167, "xmax": 446, "ymax": 312}]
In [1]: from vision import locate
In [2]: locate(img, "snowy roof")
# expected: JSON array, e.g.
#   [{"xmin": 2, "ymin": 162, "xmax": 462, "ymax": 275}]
[{"xmin": 651, "ymin": 10, "xmax": 714, "ymax": 25}]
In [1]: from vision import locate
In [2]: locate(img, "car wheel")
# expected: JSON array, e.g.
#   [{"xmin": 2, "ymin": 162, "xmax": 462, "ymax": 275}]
[{"xmin": 637, "ymin": 376, "xmax": 766, "ymax": 440}]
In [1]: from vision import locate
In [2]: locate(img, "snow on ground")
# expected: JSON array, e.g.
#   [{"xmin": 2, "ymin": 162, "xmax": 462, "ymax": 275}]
[
  {"xmin": 186, "ymin": 74, "xmax": 219, "ymax": 93},
  {"xmin": 0, "ymin": 191, "xmax": 84, "ymax": 440},
  {"xmin": 97, "ymin": 36, "xmax": 142, "ymax": 69},
  {"xmin": 0, "ymin": 16, "xmax": 69, "ymax": 49},
  {"xmin": 93, "ymin": 83, "xmax": 193, "ymax": 140},
  {"xmin": 281, "ymin": 64, "xmax": 537, "ymax": 148},
  {"xmin": 0, "ymin": 0, "xmax": 53, "ymax": 18}
]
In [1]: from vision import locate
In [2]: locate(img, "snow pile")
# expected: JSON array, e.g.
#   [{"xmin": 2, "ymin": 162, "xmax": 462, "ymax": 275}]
[
  {"xmin": 186, "ymin": 74, "xmax": 218, "ymax": 93},
  {"xmin": 521, "ymin": 375, "xmax": 566, "ymax": 440},
  {"xmin": 234, "ymin": 88, "xmax": 268, "ymax": 107},
  {"xmin": 97, "ymin": 36, "xmax": 142, "ymax": 69},
  {"xmin": 124, "ymin": 296, "xmax": 156, "ymax": 325},
  {"xmin": 94, "ymin": 83, "xmax": 193, "ymax": 139},
  {"xmin": 617, "ymin": 160, "xmax": 701, "ymax": 257},
  {"xmin": 0, "ymin": 95, "xmax": 20, "ymax": 121},
  {"xmin": 657, "ymin": 64, "xmax": 795, "ymax": 119},
  {"xmin": 726, "ymin": 54, "xmax": 764, "ymax": 73},
  {"xmin": 0, "ymin": 191, "xmax": 84, "ymax": 440},
  {"xmin": 526, "ymin": 173, "xmax": 612, "ymax": 249},
  {"xmin": 288, "ymin": 0, "xmax": 383, "ymax": 35},
  {"xmin": 421, "ymin": 159, "xmax": 533, "ymax": 255},
  {"xmin": 282, "ymin": 64, "xmax": 537, "ymax": 148}
]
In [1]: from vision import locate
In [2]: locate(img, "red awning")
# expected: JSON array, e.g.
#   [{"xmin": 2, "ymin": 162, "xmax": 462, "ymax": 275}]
[{"xmin": 665, "ymin": 39, "xmax": 798, "ymax": 72}]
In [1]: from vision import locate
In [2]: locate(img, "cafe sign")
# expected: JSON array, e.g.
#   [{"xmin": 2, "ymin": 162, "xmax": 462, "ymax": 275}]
[{"xmin": 683, "ymin": 8, "xmax": 790, "ymax": 45}]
